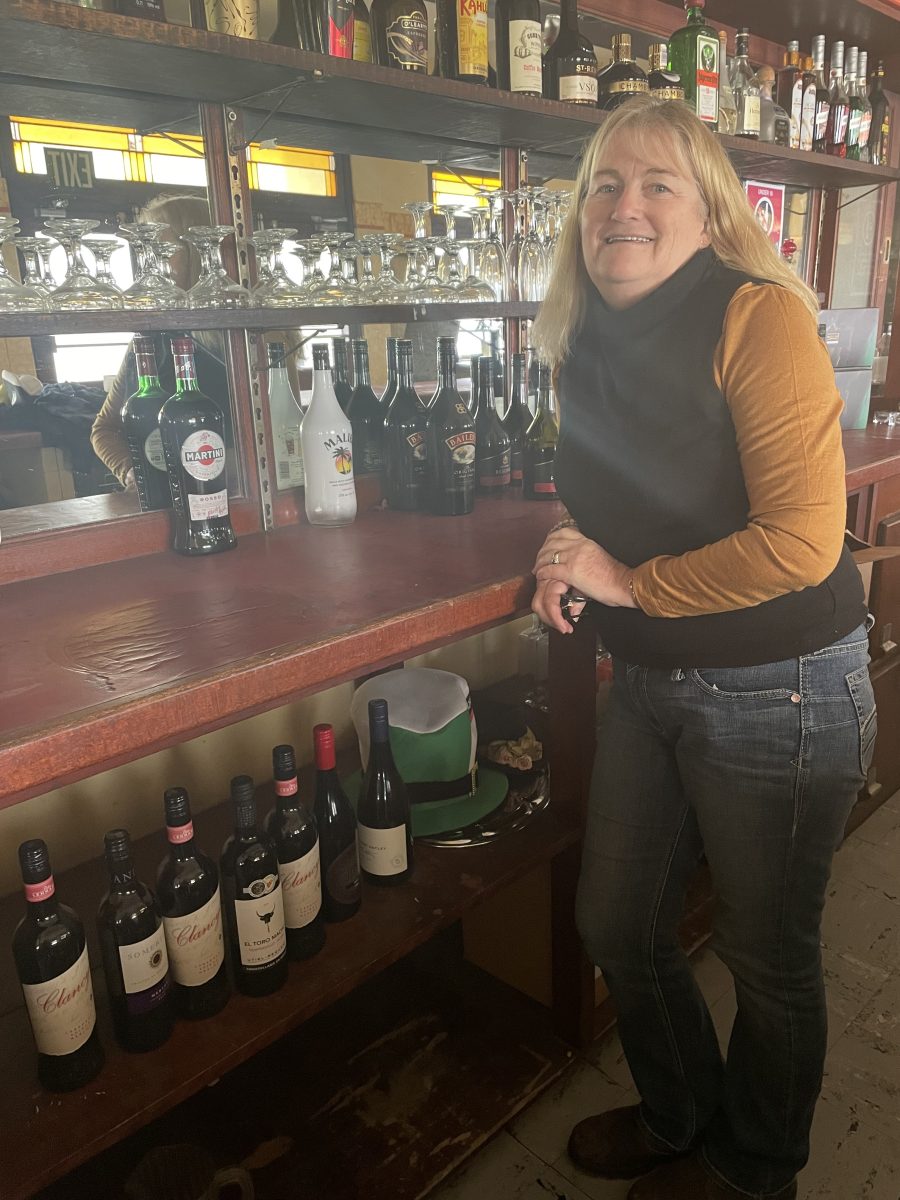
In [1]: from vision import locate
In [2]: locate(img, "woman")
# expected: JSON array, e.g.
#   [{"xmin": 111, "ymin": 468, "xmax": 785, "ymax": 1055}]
[{"xmin": 531, "ymin": 97, "xmax": 875, "ymax": 1200}]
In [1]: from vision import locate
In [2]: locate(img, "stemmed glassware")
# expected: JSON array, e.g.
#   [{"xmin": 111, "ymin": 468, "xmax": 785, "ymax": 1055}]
[
  {"xmin": 477, "ymin": 188, "xmax": 510, "ymax": 301},
  {"xmin": 44, "ymin": 217, "xmax": 123, "ymax": 310},
  {"xmin": 311, "ymin": 232, "xmax": 362, "ymax": 305},
  {"xmin": 0, "ymin": 219, "xmax": 47, "ymax": 313},
  {"xmin": 517, "ymin": 187, "xmax": 550, "ymax": 303},
  {"xmin": 120, "ymin": 223, "xmax": 186, "ymax": 310},
  {"xmin": 183, "ymin": 226, "xmax": 250, "ymax": 309},
  {"xmin": 250, "ymin": 227, "xmax": 307, "ymax": 307},
  {"xmin": 82, "ymin": 235, "xmax": 126, "ymax": 299},
  {"xmin": 12, "ymin": 237, "xmax": 55, "ymax": 299},
  {"xmin": 368, "ymin": 233, "xmax": 407, "ymax": 302}
]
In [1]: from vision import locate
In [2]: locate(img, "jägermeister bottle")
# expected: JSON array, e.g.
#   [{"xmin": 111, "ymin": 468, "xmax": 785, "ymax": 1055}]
[{"xmin": 668, "ymin": 0, "xmax": 719, "ymax": 126}]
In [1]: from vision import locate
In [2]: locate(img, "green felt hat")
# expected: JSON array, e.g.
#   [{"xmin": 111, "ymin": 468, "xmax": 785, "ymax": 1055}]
[{"xmin": 348, "ymin": 668, "xmax": 508, "ymax": 838}]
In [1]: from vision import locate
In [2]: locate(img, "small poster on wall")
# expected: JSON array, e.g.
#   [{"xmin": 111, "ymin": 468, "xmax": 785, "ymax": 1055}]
[{"xmin": 744, "ymin": 181, "xmax": 786, "ymax": 248}]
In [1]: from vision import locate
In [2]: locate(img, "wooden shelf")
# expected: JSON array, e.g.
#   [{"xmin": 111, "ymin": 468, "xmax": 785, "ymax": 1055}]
[
  {"xmin": 844, "ymin": 428, "xmax": 900, "ymax": 489},
  {"xmin": 0, "ymin": 302, "xmax": 539, "ymax": 339},
  {"xmin": 3, "ymin": 0, "xmax": 900, "ymax": 185},
  {"xmin": 0, "ymin": 497, "xmax": 565, "ymax": 810},
  {"xmin": 0, "ymin": 776, "xmax": 580, "ymax": 1200}
]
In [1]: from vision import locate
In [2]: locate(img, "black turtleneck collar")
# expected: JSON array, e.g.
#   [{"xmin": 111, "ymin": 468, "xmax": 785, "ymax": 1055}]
[{"xmin": 584, "ymin": 246, "xmax": 717, "ymax": 340}]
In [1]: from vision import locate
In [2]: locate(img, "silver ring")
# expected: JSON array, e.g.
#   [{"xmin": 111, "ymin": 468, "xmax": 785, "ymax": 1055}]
[{"xmin": 551, "ymin": 551, "xmax": 560, "ymax": 565}]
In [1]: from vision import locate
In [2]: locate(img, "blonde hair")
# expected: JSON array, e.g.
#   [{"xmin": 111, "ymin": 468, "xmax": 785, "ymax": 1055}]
[{"xmin": 532, "ymin": 97, "xmax": 819, "ymax": 369}]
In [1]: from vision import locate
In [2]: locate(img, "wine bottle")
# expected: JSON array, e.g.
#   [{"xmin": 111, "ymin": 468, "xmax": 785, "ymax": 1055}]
[
  {"xmin": 776, "ymin": 40, "xmax": 803, "ymax": 149},
  {"xmin": 380, "ymin": 336, "xmax": 400, "ymax": 409},
  {"xmin": 501, "ymin": 352, "xmax": 529, "ymax": 488},
  {"xmin": 668, "ymin": 1, "xmax": 719, "ymax": 126},
  {"xmin": 468, "ymin": 353, "xmax": 480, "ymax": 414},
  {"xmin": 98, "ymin": 829, "xmax": 174, "ymax": 1053},
  {"xmin": 348, "ymin": 338, "xmax": 385, "ymax": 474},
  {"xmin": 269, "ymin": 0, "xmax": 300, "ymax": 46},
  {"xmin": 495, "ymin": 0, "xmax": 542, "ymax": 96},
  {"xmin": 357, "ymin": 699, "xmax": 413, "ymax": 885},
  {"xmin": 811, "ymin": 35, "xmax": 831, "ymax": 154},
  {"xmin": 384, "ymin": 338, "xmax": 428, "ymax": 511},
  {"xmin": 353, "ymin": 0, "xmax": 372, "ymax": 60},
  {"xmin": 869, "ymin": 59, "xmax": 891, "ymax": 167},
  {"xmin": 13, "ymin": 839, "xmax": 104, "ymax": 1092},
  {"xmin": 121, "ymin": 337, "xmax": 172, "ymax": 513},
  {"xmin": 158, "ymin": 336, "xmax": 237, "ymax": 556},
  {"xmin": 300, "ymin": 343, "xmax": 357, "ymax": 527},
  {"xmin": 542, "ymin": 0, "xmax": 598, "ymax": 105},
  {"xmin": 312, "ymin": 723, "xmax": 362, "ymax": 921},
  {"xmin": 265, "ymin": 745, "xmax": 326, "ymax": 960},
  {"xmin": 156, "ymin": 788, "xmax": 230, "ymax": 1020},
  {"xmin": 332, "ymin": 337, "xmax": 354, "ymax": 413},
  {"xmin": 523, "ymin": 363, "xmax": 559, "ymax": 500},
  {"xmin": 600, "ymin": 32, "xmax": 649, "ymax": 110},
  {"xmin": 370, "ymin": 0, "xmax": 428, "ymax": 72},
  {"xmin": 474, "ymin": 356, "xmax": 510, "ymax": 496},
  {"xmin": 267, "ymin": 341, "xmax": 305, "ymax": 490},
  {"xmin": 220, "ymin": 776, "xmax": 288, "ymax": 997},
  {"xmin": 435, "ymin": 0, "xmax": 489, "ymax": 85},
  {"xmin": 825, "ymin": 41, "xmax": 851, "ymax": 156},
  {"xmin": 799, "ymin": 54, "xmax": 817, "ymax": 153},
  {"xmin": 426, "ymin": 335, "xmax": 475, "ymax": 515},
  {"xmin": 716, "ymin": 32, "xmax": 737, "ymax": 134},
  {"xmin": 845, "ymin": 47, "xmax": 863, "ymax": 159},
  {"xmin": 856, "ymin": 51, "xmax": 873, "ymax": 162},
  {"xmin": 731, "ymin": 28, "xmax": 760, "ymax": 139},
  {"xmin": 325, "ymin": 0, "xmax": 355, "ymax": 56}
]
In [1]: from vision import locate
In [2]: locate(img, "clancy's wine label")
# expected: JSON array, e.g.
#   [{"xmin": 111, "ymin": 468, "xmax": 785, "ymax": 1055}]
[
  {"xmin": 278, "ymin": 844, "xmax": 323, "ymax": 929},
  {"xmin": 21, "ymin": 946, "xmax": 96, "ymax": 1056},
  {"xmin": 358, "ymin": 823, "xmax": 408, "ymax": 876},
  {"xmin": 457, "ymin": 0, "xmax": 488, "ymax": 77},
  {"xmin": 163, "ymin": 888, "xmax": 225, "ymax": 987},
  {"xmin": 387, "ymin": 9, "xmax": 428, "ymax": 70}
]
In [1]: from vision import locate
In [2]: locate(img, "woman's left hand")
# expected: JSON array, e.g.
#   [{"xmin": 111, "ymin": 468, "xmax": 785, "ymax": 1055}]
[{"xmin": 533, "ymin": 527, "xmax": 636, "ymax": 609}]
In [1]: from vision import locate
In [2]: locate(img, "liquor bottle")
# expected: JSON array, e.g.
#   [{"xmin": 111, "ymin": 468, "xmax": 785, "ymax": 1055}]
[
  {"xmin": 370, "ymin": 0, "xmax": 428, "ymax": 72},
  {"xmin": 468, "ymin": 353, "xmax": 481, "ymax": 413},
  {"xmin": 117, "ymin": 0, "xmax": 165, "ymax": 19},
  {"xmin": 332, "ymin": 337, "xmax": 354, "ymax": 413},
  {"xmin": 542, "ymin": 0, "xmax": 598, "ymax": 106},
  {"xmin": 267, "ymin": 342, "xmax": 305, "ymax": 490},
  {"xmin": 269, "ymin": 0, "xmax": 299, "ymax": 46},
  {"xmin": 324, "ymin": 0, "xmax": 354, "ymax": 56},
  {"xmin": 426, "ymin": 335, "xmax": 475, "ymax": 516},
  {"xmin": 776, "ymin": 40, "xmax": 803, "ymax": 149},
  {"xmin": 474, "ymin": 357, "xmax": 510, "ymax": 496},
  {"xmin": 312, "ymin": 723, "xmax": 362, "ymax": 921},
  {"xmin": 668, "ymin": 0, "xmax": 719, "ymax": 126},
  {"xmin": 13, "ymin": 839, "xmax": 104, "ymax": 1091},
  {"xmin": 348, "ymin": 339, "xmax": 384, "ymax": 474},
  {"xmin": 352, "ymin": 0, "xmax": 372, "ymax": 59},
  {"xmin": 857, "ymin": 51, "xmax": 873, "ymax": 161},
  {"xmin": 300, "ymin": 343, "xmax": 357, "ymax": 527},
  {"xmin": 501, "ymin": 352, "xmax": 530, "ymax": 487},
  {"xmin": 648, "ymin": 42, "xmax": 684, "ymax": 100},
  {"xmin": 265, "ymin": 745, "xmax": 326, "ymax": 960},
  {"xmin": 800, "ymin": 55, "xmax": 817, "ymax": 153},
  {"xmin": 380, "ymin": 336, "xmax": 400, "ymax": 410},
  {"xmin": 435, "ymin": 0, "xmax": 489, "ymax": 84},
  {"xmin": 845, "ymin": 47, "xmax": 864, "ymax": 159},
  {"xmin": 384, "ymin": 339, "xmax": 428, "ymax": 511},
  {"xmin": 600, "ymin": 32, "xmax": 649, "ymax": 110},
  {"xmin": 98, "ymin": 829, "xmax": 174, "ymax": 1052},
  {"xmin": 121, "ymin": 336, "xmax": 172, "ymax": 513},
  {"xmin": 716, "ymin": 32, "xmax": 737, "ymax": 135},
  {"xmin": 356, "ymin": 699, "xmax": 413, "ymax": 885},
  {"xmin": 496, "ymin": 0, "xmax": 542, "ymax": 97},
  {"xmin": 158, "ymin": 336, "xmax": 237, "ymax": 556},
  {"xmin": 869, "ymin": 60, "xmax": 891, "ymax": 167},
  {"xmin": 523, "ymin": 363, "xmax": 559, "ymax": 500},
  {"xmin": 731, "ymin": 29, "xmax": 760, "ymax": 139},
  {"xmin": 757, "ymin": 67, "xmax": 790, "ymax": 145},
  {"xmin": 825, "ymin": 41, "xmax": 851, "ymax": 157},
  {"xmin": 812, "ymin": 35, "xmax": 831, "ymax": 153},
  {"xmin": 156, "ymin": 788, "xmax": 229, "ymax": 1021},
  {"xmin": 220, "ymin": 776, "xmax": 288, "ymax": 997}
]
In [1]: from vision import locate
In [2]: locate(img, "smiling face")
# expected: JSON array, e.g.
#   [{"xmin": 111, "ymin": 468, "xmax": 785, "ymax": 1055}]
[{"xmin": 580, "ymin": 130, "xmax": 711, "ymax": 309}]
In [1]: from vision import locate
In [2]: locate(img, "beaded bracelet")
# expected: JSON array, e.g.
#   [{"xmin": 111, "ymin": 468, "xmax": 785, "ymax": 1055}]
[{"xmin": 549, "ymin": 518, "xmax": 578, "ymax": 534}]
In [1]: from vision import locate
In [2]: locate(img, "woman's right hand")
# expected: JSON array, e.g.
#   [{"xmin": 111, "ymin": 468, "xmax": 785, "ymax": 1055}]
[{"xmin": 532, "ymin": 579, "xmax": 586, "ymax": 634}]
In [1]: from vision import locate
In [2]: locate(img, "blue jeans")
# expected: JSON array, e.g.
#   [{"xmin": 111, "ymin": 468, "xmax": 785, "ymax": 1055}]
[{"xmin": 575, "ymin": 624, "xmax": 877, "ymax": 1199}]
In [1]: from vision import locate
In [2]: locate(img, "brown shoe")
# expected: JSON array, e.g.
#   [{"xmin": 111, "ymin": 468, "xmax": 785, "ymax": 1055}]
[
  {"xmin": 567, "ymin": 1104, "xmax": 687, "ymax": 1179},
  {"xmin": 626, "ymin": 1152, "xmax": 798, "ymax": 1199}
]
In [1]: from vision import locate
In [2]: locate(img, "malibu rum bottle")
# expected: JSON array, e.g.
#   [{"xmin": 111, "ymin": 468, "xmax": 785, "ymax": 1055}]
[
  {"xmin": 158, "ymin": 336, "xmax": 237, "ymax": 556},
  {"xmin": 668, "ymin": 0, "xmax": 719, "ymax": 126},
  {"xmin": 300, "ymin": 343, "xmax": 357, "ymax": 527},
  {"xmin": 121, "ymin": 336, "xmax": 172, "ymax": 512}
]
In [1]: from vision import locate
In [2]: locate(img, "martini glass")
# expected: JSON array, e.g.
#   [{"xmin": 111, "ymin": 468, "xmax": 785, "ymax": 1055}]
[
  {"xmin": 183, "ymin": 226, "xmax": 250, "ymax": 309},
  {"xmin": 44, "ymin": 217, "xmax": 122, "ymax": 310}
]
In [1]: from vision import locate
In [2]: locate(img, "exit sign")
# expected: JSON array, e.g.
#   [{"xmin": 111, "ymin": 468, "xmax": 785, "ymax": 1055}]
[{"xmin": 44, "ymin": 147, "xmax": 96, "ymax": 191}]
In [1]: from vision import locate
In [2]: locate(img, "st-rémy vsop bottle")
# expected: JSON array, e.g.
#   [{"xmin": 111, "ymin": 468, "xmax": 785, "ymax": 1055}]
[
  {"xmin": 121, "ymin": 336, "xmax": 171, "ymax": 512},
  {"xmin": 426, "ymin": 335, "xmax": 475, "ymax": 515},
  {"xmin": 496, "ymin": 0, "xmax": 542, "ymax": 96},
  {"xmin": 221, "ymin": 776, "xmax": 288, "ymax": 997},
  {"xmin": 156, "ymin": 787, "xmax": 230, "ymax": 1020},
  {"xmin": 357, "ymin": 699, "xmax": 414, "ymax": 886},
  {"xmin": 348, "ymin": 338, "xmax": 384, "ymax": 474},
  {"xmin": 265, "ymin": 744, "xmax": 326, "ymax": 960},
  {"xmin": 313, "ymin": 723, "xmax": 362, "ymax": 921},
  {"xmin": 13, "ymin": 839, "xmax": 104, "ymax": 1091},
  {"xmin": 158, "ymin": 336, "xmax": 237, "ymax": 555},
  {"xmin": 98, "ymin": 829, "xmax": 174, "ymax": 1052},
  {"xmin": 384, "ymin": 339, "xmax": 428, "ymax": 511},
  {"xmin": 542, "ymin": 0, "xmax": 598, "ymax": 105}
]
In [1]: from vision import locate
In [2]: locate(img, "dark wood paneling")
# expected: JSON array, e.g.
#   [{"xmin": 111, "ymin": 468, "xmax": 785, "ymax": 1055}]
[
  {"xmin": 842, "ymin": 429, "xmax": 900, "ymax": 490},
  {"xmin": 869, "ymin": 656, "xmax": 900, "ymax": 800}
]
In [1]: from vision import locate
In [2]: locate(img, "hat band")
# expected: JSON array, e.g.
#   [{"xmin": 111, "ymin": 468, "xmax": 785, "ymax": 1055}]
[{"xmin": 407, "ymin": 765, "xmax": 479, "ymax": 806}]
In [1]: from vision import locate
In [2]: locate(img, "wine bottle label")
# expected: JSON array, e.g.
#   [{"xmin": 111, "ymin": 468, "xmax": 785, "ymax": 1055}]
[
  {"xmin": 167, "ymin": 820, "xmax": 194, "ymax": 845},
  {"xmin": 361, "ymin": 436, "xmax": 384, "ymax": 474},
  {"xmin": 234, "ymin": 878, "xmax": 286, "ymax": 969},
  {"xmin": 741, "ymin": 94, "xmax": 760, "ymax": 134},
  {"xmin": 457, "ymin": 0, "xmax": 488, "ymax": 77},
  {"xmin": 859, "ymin": 111, "xmax": 871, "ymax": 150},
  {"xmin": 800, "ymin": 86, "xmax": 816, "ymax": 151},
  {"xmin": 508, "ymin": 19, "xmax": 542, "ymax": 93},
  {"xmin": 144, "ymin": 429, "xmax": 167, "ymax": 473},
  {"xmin": 833, "ymin": 105, "xmax": 849, "ymax": 144},
  {"xmin": 278, "ymin": 843, "xmax": 323, "ymax": 929},
  {"xmin": 526, "ymin": 451, "xmax": 557, "ymax": 496},
  {"xmin": 607, "ymin": 79, "xmax": 650, "ymax": 94},
  {"xmin": 815, "ymin": 101, "xmax": 830, "ymax": 141},
  {"xmin": 353, "ymin": 16, "xmax": 371, "ymax": 61},
  {"xmin": 21, "ymin": 945, "xmax": 96, "ymax": 1057},
  {"xmin": 790, "ymin": 79, "xmax": 803, "ymax": 148},
  {"xmin": 695, "ymin": 34, "xmax": 719, "ymax": 124},
  {"xmin": 559, "ymin": 71, "xmax": 598, "ymax": 104},
  {"xmin": 119, "ymin": 926, "xmax": 171, "ymax": 1013},
  {"xmin": 180, "ymin": 430, "xmax": 226, "ymax": 482},
  {"xmin": 187, "ymin": 488, "xmax": 229, "ymax": 522},
  {"xmin": 478, "ymin": 449, "xmax": 511, "ymax": 487},
  {"xmin": 848, "ymin": 109, "xmax": 862, "ymax": 146},
  {"xmin": 24, "ymin": 878, "xmax": 55, "ymax": 903},
  {"xmin": 358, "ymin": 822, "xmax": 408, "ymax": 876},
  {"xmin": 275, "ymin": 777, "xmax": 299, "ymax": 797},
  {"xmin": 386, "ymin": 10, "xmax": 428, "ymax": 71},
  {"xmin": 163, "ymin": 887, "xmax": 225, "ymax": 987},
  {"xmin": 325, "ymin": 842, "xmax": 361, "ymax": 905},
  {"xmin": 328, "ymin": 0, "xmax": 354, "ymax": 57}
]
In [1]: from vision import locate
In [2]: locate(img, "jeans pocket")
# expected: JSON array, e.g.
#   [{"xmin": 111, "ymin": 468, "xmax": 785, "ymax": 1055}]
[
  {"xmin": 846, "ymin": 664, "xmax": 877, "ymax": 776},
  {"xmin": 688, "ymin": 667, "xmax": 795, "ymax": 703}
]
